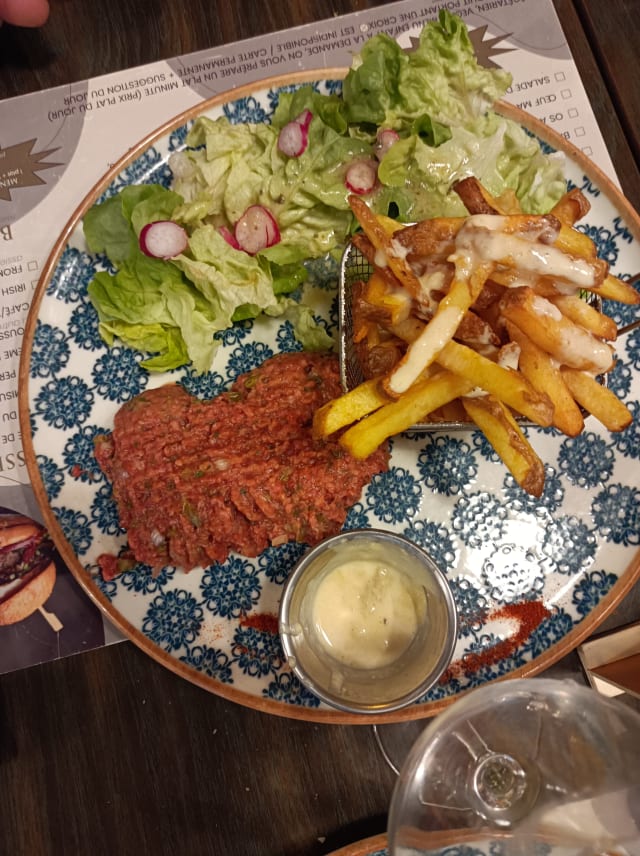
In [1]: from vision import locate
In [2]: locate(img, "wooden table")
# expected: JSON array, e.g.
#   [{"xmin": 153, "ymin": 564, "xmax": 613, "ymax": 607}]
[{"xmin": 1, "ymin": 2, "xmax": 639, "ymax": 854}]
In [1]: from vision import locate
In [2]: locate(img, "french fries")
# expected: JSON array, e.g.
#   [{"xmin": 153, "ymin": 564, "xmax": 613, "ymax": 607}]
[
  {"xmin": 505, "ymin": 320, "xmax": 584, "ymax": 437},
  {"xmin": 384, "ymin": 261, "xmax": 494, "ymax": 396},
  {"xmin": 316, "ymin": 183, "xmax": 638, "ymax": 496},
  {"xmin": 340, "ymin": 371, "xmax": 475, "ymax": 460},
  {"xmin": 461, "ymin": 395, "xmax": 545, "ymax": 498},
  {"xmin": 348, "ymin": 195, "xmax": 424, "ymax": 300},
  {"xmin": 549, "ymin": 293, "xmax": 617, "ymax": 341},
  {"xmin": 550, "ymin": 186, "xmax": 591, "ymax": 225},
  {"xmin": 499, "ymin": 287, "xmax": 615, "ymax": 373},
  {"xmin": 596, "ymin": 273, "xmax": 640, "ymax": 305},
  {"xmin": 313, "ymin": 378, "xmax": 390, "ymax": 438},
  {"xmin": 436, "ymin": 339, "xmax": 554, "ymax": 427},
  {"xmin": 561, "ymin": 368, "xmax": 633, "ymax": 432}
]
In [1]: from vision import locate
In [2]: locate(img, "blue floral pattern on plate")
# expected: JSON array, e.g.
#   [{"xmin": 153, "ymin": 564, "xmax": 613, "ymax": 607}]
[
  {"xmin": 324, "ymin": 835, "xmax": 564, "ymax": 856},
  {"xmin": 22, "ymin": 77, "xmax": 640, "ymax": 722}
]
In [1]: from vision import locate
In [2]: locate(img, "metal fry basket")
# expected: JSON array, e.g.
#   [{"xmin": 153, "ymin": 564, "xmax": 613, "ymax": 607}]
[{"xmin": 337, "ymin": 240, "xmax": 606, "ymax": 433}]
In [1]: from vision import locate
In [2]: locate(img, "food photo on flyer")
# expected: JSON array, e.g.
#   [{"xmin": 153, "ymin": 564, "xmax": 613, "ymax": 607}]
[{"xmin": 0, "ymin": 499, "xmax": 106, "ymax": 675}]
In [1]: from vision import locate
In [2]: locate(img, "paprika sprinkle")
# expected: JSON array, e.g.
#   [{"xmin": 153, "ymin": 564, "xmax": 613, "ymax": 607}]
[
  {"xmin": 442, "ymin": 599, "xmax": 551, "ymax": 681},
  {"xmin": 239, "ymin": 612, "xmax": 279, "ymax": 635}
]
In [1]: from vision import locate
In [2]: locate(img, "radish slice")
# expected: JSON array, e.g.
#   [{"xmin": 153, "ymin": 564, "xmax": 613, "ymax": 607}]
[
  {"xmin": 278, "ymin": 110, "xmax": 313, "ymax": 157},
  {"xmin": 296, "ymin": 109, "xmax": 313, "ymax": 130},
  {"xmin": 218, "ymin": 225, "xmax": 241, "ymax": 250},
  {"xmin": 234, "ymin": 205, "xmax": 281, "ymax": 255},
  {"xmin": 345, "ymin": 159, "xmax": 378, "ymax": 195},
  {"xmin": 278, "ymin": 121, "xmax": 308, "ymax": 157},
  {"xmin": 375, "ymin": 128, "xmax": 400, "ymax": 160},
  {"xmin": 139, "ymin": 220, "xmax": 188, "ymax": 259}
]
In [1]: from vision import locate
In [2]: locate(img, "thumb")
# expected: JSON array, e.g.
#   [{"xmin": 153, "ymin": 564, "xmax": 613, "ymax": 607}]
[{"xmin": 0, "ymin": 0, "xmax": 50, "ymax": 27}]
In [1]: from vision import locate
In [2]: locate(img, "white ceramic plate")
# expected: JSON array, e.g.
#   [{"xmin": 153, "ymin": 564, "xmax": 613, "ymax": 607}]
[{"xmin": 20, "ymin": 70, "xmax": 640, "ymax": 723}]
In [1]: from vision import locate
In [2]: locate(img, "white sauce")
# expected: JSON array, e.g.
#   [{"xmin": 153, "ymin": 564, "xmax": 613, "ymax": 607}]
[
  {"xmin": 530, "ymin": 295, "xmax": 613, "ymax": 371},
  {"xmin": 390, "ymin": 237, "xmax": 410, "ymax": 260},
  {"xmin": 417, "ymin": 269, "xmax": 447, "ymax": 314},
  {"xmin": 311, "ymin": 559, "xmax": 422, "ymax": 670},
  {"xmin": 498, "ymin": 341, "xmax": 521, "ymax": 371},
  {"xmin": 388, "ymin": 305, "xmax": 461, "ymax": 393},
  {"xmin": 455, "ymin": 222, "xmax": 596, "ymax": 289},
  {"xmin": 463, "ymin": 387, "xmax": 489, "ymax": 399},
  {"xmin": 466, "ymin": 214, "xmax": 508, "ymax": 232},
  {"xmin": 559, "ymin": 328, "xmax": 613, "ymax": 372},
  {"xmin": 530, "ymin": 294, "xmax": 563, "ymax": 320},
  {"xmin": 374, "ymin": 248, "xmax": 387, "ymax": 268}
]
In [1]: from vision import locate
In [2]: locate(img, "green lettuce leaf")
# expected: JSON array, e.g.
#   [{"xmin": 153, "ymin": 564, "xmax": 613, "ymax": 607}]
[
  {"xmin": 84, "ymin": 184, "xmax": 183, "ymax": 263},
  {"xmin": 171, "ymin": 118, "xmax": 280, "ymax": 226},
  {"xmin": 339, "ymin": 10, "xmax": 565, "ymax": 217},
  {"xmin": 172, "ymin": 225, "xmax": 282, "ymax": 322},
  {"xmin": 378, "ymin": 115, "xmax": 566, "ymax": 219},
  {"xmin": 343, "ymin": 10, "xmax": 511, "ymax": 130},
  {"xmin": 87, "ymin": 253, "xmax": 219, "ymax": 373},
  {"xmin": 172, "ymin": 106, "xmax": 369, "ymax": 258}
]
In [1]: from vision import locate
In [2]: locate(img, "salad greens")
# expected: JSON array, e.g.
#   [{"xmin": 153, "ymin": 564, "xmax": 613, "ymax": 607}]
[
  {"xmin": 84, "ymin": 186, "xmax": 322, "ymax": 372},
  {"xmin": 84, "ymin": 9, "xmax": 567, "ymax": 374}
]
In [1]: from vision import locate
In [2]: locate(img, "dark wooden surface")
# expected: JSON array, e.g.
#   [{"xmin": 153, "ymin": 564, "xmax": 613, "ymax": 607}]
[
  {"xmin": 575, "ymin": 0, "xmax": 640, "ymax": 169},
  {"xmin": 1, "ymin": 2, "xmax": 639, "ymax": 855}
]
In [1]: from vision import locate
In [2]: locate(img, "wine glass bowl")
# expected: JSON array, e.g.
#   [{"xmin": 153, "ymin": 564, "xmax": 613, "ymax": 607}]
[{"xmin": 387, "ymin": 678, "xmax": 640, "ymax": 854}]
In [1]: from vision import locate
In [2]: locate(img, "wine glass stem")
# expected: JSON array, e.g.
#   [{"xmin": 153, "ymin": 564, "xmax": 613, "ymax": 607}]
[{"xmin": 469, "ymin": 752, "xmax": 539, "ymax": 826}]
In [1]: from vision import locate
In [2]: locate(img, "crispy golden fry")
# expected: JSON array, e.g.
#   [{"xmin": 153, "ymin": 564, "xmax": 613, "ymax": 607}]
[
  {"xmin": 597, "ymin": 273, "xmax": 640, "ymax": 305},
  {"xmin": 505, "ymin": 320, "xmax": 584, "ymax": 437},
  {"xmin": 494, "ymin": 189, "xmax": 524, "ymax": 215},
  {"xmin": 384, "ymin": 261, "xmax": 494, "ymax": 396},
  {"xmin": 452, "ymin": 215, "xmax": 606, "ymax": 290},
  {"xmin": 549, "ymin": 294, "xmax": 617, "ymax": 341},
  {"xmin": 350, "ymin": 232, "xmax": 380, "ymax": 265},
  {"xmin": 350, "ymin": 234, "xmax": 412, "ymax": 303},
  {"xmin": 313, "ymin": 378, "xmax": 390, "ymax": 439},
  {"xmin": 348, "ymin": 195, "xmax": 424, "ymax": 299},
  {"xmin": 391, "ymin": 218, "xmax": 461, "ymax": 260},
  {"xmin": 553, "ymin": 224, "xmax": 597, "ymax": 259},
  {"xmin": 456, "ymin": 310, "xmax": 501, "ymax": 350},
  {"xmin": 479, "ymin": 213, "xmax": 562, "ymax": 239},
  {"xmin": 362, "ymin": 271, "xmax": 413, "ymax": 326},
  {"xmin": 502, "ymin": 266, "xmax": 637, "ymax": 306},
  {"xmin": 453, "ymin": 176, "xmax": 502, "ymax": 214},
  {"xmin": 435, "ymin": 339, "xmax": 554, "ymax": 427},
  {"xmin": 339, "ymin": 371, "xmax": 475, "ymax": 459},
  {"xmin": 489, "ymin": 231, "xmax": 605, "ymax": 286},
  {"xmin": 376, "ymin": 213, "xmax": 404, "ymax": 236},
  {"xmin": 487, "ymin": 267, "xmax": 538, "ymax": 290},
  {"xmin": 499, "ymin": 286, "xmax": 614, "ymax": 373},
  {"xmin": 453, "ymin": 177, "xmax": 523, "ymax": 216},
  {"xmin": 560, "ymin": 368, "xmax": 633, "ymax": 432},
  {"xmin": 462, "ymin": 395, "xmax": 545, "ymax": 497},
  {"xmin": 550, "ymin": 187, "xmax": 591, "ymax": 225},
  {"xmin": 472, "ymin": 278, "xmax": 505, "ymax": 311}
]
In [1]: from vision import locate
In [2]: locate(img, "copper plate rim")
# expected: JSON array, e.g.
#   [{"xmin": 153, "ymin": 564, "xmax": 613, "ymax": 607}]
[
  {"xmin": 326, "ymin": 833, "xmax": 387, "ymax": 856},
  {"xmin": 18, "ymin": 68, "xmax": 640, "ymax": 724}
]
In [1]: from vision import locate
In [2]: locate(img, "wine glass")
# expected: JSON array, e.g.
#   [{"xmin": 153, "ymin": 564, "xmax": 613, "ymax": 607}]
[{"xmin": 386, "ymin": 677, "xmax": 640, "ymax": 855}]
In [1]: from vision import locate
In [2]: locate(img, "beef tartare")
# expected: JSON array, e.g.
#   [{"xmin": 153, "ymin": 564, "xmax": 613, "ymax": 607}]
[{"xmin": 95, "ymin": 352, "xmax": 389, "ymax": 572}]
